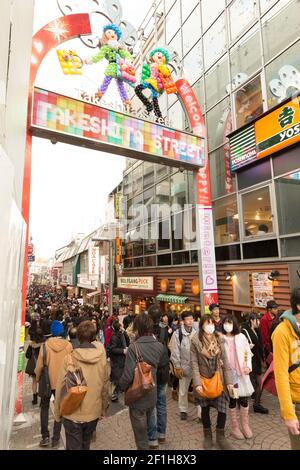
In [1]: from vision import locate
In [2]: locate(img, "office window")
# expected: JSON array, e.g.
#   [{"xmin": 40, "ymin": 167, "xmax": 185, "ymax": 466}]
[
  {"xmin": 216, "ymin": 244, "xmax": 241, "ymax": 261},
  {"xmin": 182, "ymin": 6, "xmax": 201, "ymax": 56},
  {"xmin": 171, "ymin": 172, "xmax": 187, "ymax": 207},
  {"xmin": 158, "ymin": 219, "xmax": 171, "ymax": 251},
  {"xmin": 183, "ymin": 206, "xmax": 197, "ymax": 249},
  {"xmin": 156, "ymin": 180, "xmax": 170, "ymax": 206},
  {"xmin": 144, "ymin": 222, "xmax": 157, "ymax": 254},
  {"xmin": 201, "ymin": 0, "xmax": 225, "ymax": 33},
  {"xmin": 205, "ymin": 56, "xmax": 229, "ymax": 109},
  {"xmin": 265, "ymin": 40, "xmax": 300, "ymax": 110},
  {"xmin": 124, "ymin": 258, "xmax": 133, "ymax": 269},
  {"xmin": 173, "ymin": 251, "xmax": 190, "ymax": 265},
  {"xmin": 171, "ymin": 212, "xmax": 184, "ymax": 251},
  {"xmin": 132, "ymin": 165, "xmax": 143, "ymax": 196},
  {"xmin": 158, "ymin": 253, "xmax": 172, "ymax": 266},
  {"xmin": 207, "ymin": 97, "xmax": 231, "ymax": 151},
  {"xmin": 241, "ymin": 186, "xmax": 274, "ymax": 238},
  {"xmin": 143, "ymin": 187, "xmax": 155, "ymax": 223},
  {"xmin": 234, "ymin": 75, "xmax": 263, "ymax": 128},
  {"xmin": 166, "ymin": 0, "xmax": 181, "ymax": 43},
  {"xmin": 262, "ymin": 0, "xmax": 300, "ymax": 63},
  {"xmin": 134, "ymin": 258, "xmax": 143, "ymax": 268},
  {"xmin": 230, "ymin": 27, "xmax": 262, "ymax": 87},
  {"xmin": 143, "ymin": 162, "xmax": 155, "ymax": 189},
  {"xmin": 243, "ymin": 239, "xmax": 278, "ymax": 258},
  {"xmin": 183, "ymin": 40, "xmax": 203, "ymax": 85},
  {"xmin": 281, "ymin": 237, "xmax": 300, "ymax": 257},
  {"xmin": 210, "ymin": 145, "xmax": 235, "ymax": 200},
  {"xmin": 144, "ymin": 256, "xmax": 157, "ymax": 267},
  {"xmin": 229, "ymin": 0, "xmax": 256, "ymax": 42},
  {"xmin": 237, "ymin": 159, "xmax": 272, "ymax": 190},
  {"xmin": 213, "ymin": 195, "xmax": 240, "ymax": 245},
  {"xmin": 156, "ymin": 164, "xmax": 170, "ymax": 181},
  {"xmin": 203, "ymin": 14, "xmax": 226, "ymax": 70},
  {"xmin": 276, "ymin": 170, "xmax": 300, "ymax": 235},
  {"xmin": 123, "ymin": 172, "xmax": 133, "ymax": 197}
]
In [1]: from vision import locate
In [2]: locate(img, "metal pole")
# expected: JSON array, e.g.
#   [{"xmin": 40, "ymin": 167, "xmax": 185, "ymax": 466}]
[
  {"xmin": 98, "ymin": 245, "xmax": 102, "ymax": 308},
  {"xmin": 108, "ymin": 241, "xmax": 114, "ymax": 316},
  {"xmin": 195, "ymin": 171, "xmax": 206, "ymax": 316}
]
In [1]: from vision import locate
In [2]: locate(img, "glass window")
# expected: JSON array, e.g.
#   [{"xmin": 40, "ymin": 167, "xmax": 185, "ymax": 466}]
[
  {"xmin": 241, "ymin": 186, "xmax": 274, "ymax": 238},
  {"xmin": 265, "ymin": 40, "xmax": 300, "ymax": 110},
  {"xmin": 182, "ymin": 0, "xmax": 199, "ymax": 22},
  {"xmin": 281, "ymin": 236, "xmax": 300, "ymax": 257},
  {"xmin": 203, "ymin": 14, "xmax": 226, "ymax": 70},
  {"xmin": 276, "ymin": 170, "xmax": 300, "ymax": 235},
  {"xmin": 192, "ymin": 78, "xmax": 205, "ymax": 115},
  {"xmin": 173, "ymin": 251, "xmax": 190, "ymax": 265},
  {"xmin": 132, "ymin": 239, "xmax": 143, "ymax": 257},
  {"xmin": 183, "ymin": 206, "xmax": 197, "ymax": 249},
  {"xmin": 166, "ymin": 0, "xmax": 181, "ymax": 44},
  {"xmin": 134, "ymin": 257, "xmax": 143, "ymax": 268},
  {"xmin": 201, "ymin": 0, "xmax": 225, "ymax": 33},
  {"xmin": 260, "ymin": 0, "xmax": 277, "ymax": 13},
  {"xmin": 213, "ymin": 195, "xmax": 240, "ymax": 245},
  {"xmin": 273, "ymin": 147, "xmax": 300, "ymax": 178},
  {"xmin": 210, "ymin": 145, "xmax": 235, "ymax": 200},
  {"xmin": 143, "ymin": 187, "xmax": 155, "ymax": 222},
  {"xmin": 233, "ymin": 271, "xmax": 251, "ymax": 305},
  {"xmin": 243, "ymin": 239, "xmax": 278, "ymax": 258},
  {"xmin": 168, "ymin": 29, "xmax": 182, "ymax": 57},
  {"xmin": 158, "ymin": 254, "xmax": 172, "ymax": 266},
  {"xmin": 183, "ymin": 40, "xmax": 203, "ymax": 85},
  {"xmin": 144, "ymin": 255, "xmax": 157, "ymax": 267},
  {"xmin": 123, "ymin": 172, "xmax": 133, "ymax": 197},
  {"xmin": 143, "ymin": 162, "xmax": 155, "ymax": 189},
  {"xmin": 156, "ymin": 164, "xmax": 170, "ymax": 181},
  {"xmin": 171, "ymin": 212, "xmax": 184, "ymax": 251},
  {"xmin": 191, "ymin": 250, "xmax": 198, "ymax": 263},
  {"xmin": 207, "ymin": 96, "xmax": 230, "ymax": 151},
  {"xmin": 230, "ymin": 27, "xmax": 262, "ymax": 87},
  {"xmin": 262, "ymin": 0, "xmax": 300, "ymax": 63},
  {"xmin": 165, "ymin": 0, "xmax": 176, "ymax": 14},
  {"xmin": 234, "ymin": 75, "xmax": 263, "ymax": 128},
  {"xmin": 237, "ymin": 159, "xmax": 272, "ymax": 190},
  {"xmin": 158, "ymin": 219, "xmax": 171, "ymax": 251},
  {"xmin": 144, "ymin": 223, "xmax": 157, "ymax": 254},
  {"xmin": 182, "ymin": 6, "xmax": 201, "ymax": 56},
  {"xmin": 205, "ymin": 56, "xmax": 229, "ymax": 109},
  {"xmin": 229, "ymin": 0, "xmax": 257, "ymax": 42},
  {"xmin": 187, "ymin": 172, "xmax": 197, "ymax": 204},
  {"xmin": 168, "ymin": 100, "xmax": 184, "ymax": 129},
  {"xmin": 124, "ymin": 258, "xmax": 133, "ymax": 269},
  {"xmin": 132, "ymin": 164, "xmax": 143, "ymax": 196},
  {"xmin": 215, "ymin": 244, "xmax": 241, "ymax": 261},
  {"xmin": 156, "ymin": 180, "xmax": 170, "ymax": 206},
  {"xmin": 171, "ymin": 172, "xmax": 187, "ymax": 207}
]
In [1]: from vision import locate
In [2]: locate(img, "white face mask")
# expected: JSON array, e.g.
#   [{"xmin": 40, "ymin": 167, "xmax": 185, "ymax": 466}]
[
  {"xmin": 224, "ymin": 323, "xmax": 233, "ymax": 333},
  {"xmin": 204, "ymin": 324, "xmax": 215, "ymax": 335}
]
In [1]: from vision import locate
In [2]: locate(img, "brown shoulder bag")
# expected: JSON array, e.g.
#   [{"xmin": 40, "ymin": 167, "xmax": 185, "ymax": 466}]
[
  {"xmin": 60, "ymin": 354, "xmax": 88, "ymax": 416},
  {"xmin": 124, "ymin": 342, "xmax": 155, "ymax": 406}
]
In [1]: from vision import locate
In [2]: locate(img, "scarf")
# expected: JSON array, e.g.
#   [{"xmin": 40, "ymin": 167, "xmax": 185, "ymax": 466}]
[{"xmin": 201, "ymin": 334, "xmax": 220, "ymax": 360}]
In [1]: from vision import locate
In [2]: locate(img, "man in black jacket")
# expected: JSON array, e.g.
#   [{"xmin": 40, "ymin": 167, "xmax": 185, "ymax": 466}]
[{"xmin": 147, "ymin": 304, "xmax": 169, "ymax": 449}]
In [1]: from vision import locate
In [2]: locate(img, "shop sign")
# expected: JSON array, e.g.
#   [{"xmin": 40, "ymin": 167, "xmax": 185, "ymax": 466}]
[
  {"xmin": 117, "ymin": 276, "xmax": 154, "ymax": 292},
  {"xmin": 252, "ymin": 272, "xmax": 274, "ymax": 308},
  {"xmin": 89, "ymin": 247, "xmax": 99, "ymax": 276},
  {"xmin": 256, "ymin": 97, "xmax": 300, "ymax": 159},
  {"xmin": 61, "ymin": 273, "xmax": 73, "ymax": 284},
  {"xmin": 199, "ymin": 208, "xmax": 218, "ymax": 294},
  {"xmin": 230, "ymin": 124, "xmax": 257, "ymax": 172},
  {"xmin": 31, "ymin": 87, "xmax": 205, "ymax": 169},
  {"xmin": 114, "ymin": 193, "xmax": 122, "ymax": 220},
  {"xmin": 115, "ymin": 237, "xmax": 122, "ymax": 265}
]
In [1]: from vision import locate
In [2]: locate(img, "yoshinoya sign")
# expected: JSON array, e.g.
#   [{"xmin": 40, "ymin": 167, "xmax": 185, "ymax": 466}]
[
  {"xmin": 30, "ymin": 87, "xmax": 205, "ymax": 170},
  {"xmin": 229, "ymin": 95, "xmax": 300, "ymax": 172},
  {"xmin": 117, "ymin": 276, "xmax": 154, "ymax": 292}
]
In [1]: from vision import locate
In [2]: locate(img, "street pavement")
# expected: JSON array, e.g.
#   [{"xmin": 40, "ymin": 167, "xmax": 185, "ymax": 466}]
[{"xmin": 10, "ymin": 369, "xmax": 290, "ymax": 451}]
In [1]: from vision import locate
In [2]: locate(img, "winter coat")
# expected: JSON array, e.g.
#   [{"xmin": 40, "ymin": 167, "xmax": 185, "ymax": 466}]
[
  {"xmin": 153, "ymin": 324, "xmax": 169, "ymax": 385},
  {"xmin": 35, "ymin": 337, "xmax": 72, "ymax": 390},
  {"xmin": 241, "ymin": 324, "xmax": 264, "ymax": 375},
  {"xmin": 260, "ymin": 311, "xmax": 274, "ymax": 357},
  {"xmin": 25, "ymin": 341, "xmax": 42, "ymax": 376},
  {"xmin": 272, "ymin": 310, "xmax": 300, "ymax": 421},
  {"xmin": 123, "ymin": 315, "xmax": 134, "ymax": 331},
  {"xmin": 223, "ymin": 333, "xmax": 254, "ymax": 397},
  {"xmin": 190, "ymin": 334, "xmax": 233, "ymax": 398},
  {"xmin": 119, "ymin": 336, "xmax": 164, "ymax": 410},
  {"xmin": 54, "ymin": 343, "xmax": 109, "ymax": 423},
  {"xmin": 110, "ymin": 330, "xmax": 129, "ymax": 384},
  {"xmin": 170, "ymin": 326, "xmax": 197, "ymax": 377}
]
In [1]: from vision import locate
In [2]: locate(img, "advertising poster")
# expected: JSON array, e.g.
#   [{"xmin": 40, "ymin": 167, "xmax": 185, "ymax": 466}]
[{"xmin": 252, "ymin": 272, "xmax": 274, "ymax": 308}]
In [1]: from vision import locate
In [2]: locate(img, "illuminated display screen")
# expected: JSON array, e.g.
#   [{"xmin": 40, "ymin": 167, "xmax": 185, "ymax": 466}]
[{"xmin": 31, "ymin": 88, "xmax": 205, "ymax": 169}]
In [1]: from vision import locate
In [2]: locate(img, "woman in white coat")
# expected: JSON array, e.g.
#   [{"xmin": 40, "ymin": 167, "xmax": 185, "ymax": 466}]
[{"xmin": 221, "ymin": 315, "xmax": 254, "ymax": 440}]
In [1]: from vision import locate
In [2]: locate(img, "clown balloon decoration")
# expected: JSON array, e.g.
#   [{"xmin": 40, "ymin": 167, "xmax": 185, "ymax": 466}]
[
  {"xmin": 84, "ymin": 23, "xmax": 136, "ymax": 110},
  {"xmin": 135, "ymin": 47, "xmax": 177, "ymax": 119}
]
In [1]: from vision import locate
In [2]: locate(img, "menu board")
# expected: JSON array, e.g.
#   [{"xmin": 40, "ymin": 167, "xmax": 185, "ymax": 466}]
[{"xmin": 252, "ymin": 272, "xmax": 274, "ymax": 308}]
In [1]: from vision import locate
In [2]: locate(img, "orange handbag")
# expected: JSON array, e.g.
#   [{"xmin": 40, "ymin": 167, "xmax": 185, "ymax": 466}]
[{"xmin": 195, "ymin": 370, "xmax": 224, "ymax": 399}]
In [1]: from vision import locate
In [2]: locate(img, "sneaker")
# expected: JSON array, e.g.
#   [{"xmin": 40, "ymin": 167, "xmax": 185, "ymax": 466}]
[
  {"xmin": 39, "ymin": 437, "xmax": 50, "ymax": 447},
  {"xmin": 158, "ymin": 437, "xmax": 166, "ymax": 444},
  {"xmin": 180, "ymin": 412, "xmax": 187, "ymax": 421},
  {"xmin": 149, "ymin": 444, "xmax": 159, "ymax": 450},
  {"xmin": 51, "ymin": 440, "xmax": 60, "ymax": 449},
  {"xmin": 253, "ymin": 404, "xmax": 269, "ymax": 414}
]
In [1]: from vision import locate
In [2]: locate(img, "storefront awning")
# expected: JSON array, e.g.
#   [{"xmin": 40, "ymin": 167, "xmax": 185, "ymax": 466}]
[
  {"xmin": 156, "ymin": 294, "xmax": 188, "ymax": 304},
  {"xmin": 86, "ymin": 290, "xmax": 101, "ymax": 298}
]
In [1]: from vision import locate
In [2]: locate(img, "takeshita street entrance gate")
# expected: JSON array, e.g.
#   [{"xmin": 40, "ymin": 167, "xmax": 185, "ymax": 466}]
[{"xmin": 19, "ymin": 10, "xmax": 219, "ymax": 412}]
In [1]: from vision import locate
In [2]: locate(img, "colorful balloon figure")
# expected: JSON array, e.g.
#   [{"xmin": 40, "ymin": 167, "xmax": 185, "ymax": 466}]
[
  {"xmin": 135, "ymin": 47, "xmax": 177, "ymax": 119},
  {"xmin": 85, "ymin": 23, "xmax": 136, "ymax": 110}
]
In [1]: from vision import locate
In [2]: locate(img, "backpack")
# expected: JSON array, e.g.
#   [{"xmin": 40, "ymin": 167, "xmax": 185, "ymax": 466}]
[{"xmin": 60, "ymin": 354, "xmax": 88, "ymax": 416}]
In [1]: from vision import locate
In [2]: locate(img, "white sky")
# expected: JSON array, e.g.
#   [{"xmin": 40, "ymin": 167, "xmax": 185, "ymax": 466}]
[{"xmin": 30, "ymin": 0, "xmax": 154, "ymax": 259}]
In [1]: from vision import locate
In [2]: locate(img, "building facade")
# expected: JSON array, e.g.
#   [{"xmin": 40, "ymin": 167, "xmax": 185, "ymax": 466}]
[{"xmin": 120, "ymin": 0, "xmax": 300, "ymax": 315}]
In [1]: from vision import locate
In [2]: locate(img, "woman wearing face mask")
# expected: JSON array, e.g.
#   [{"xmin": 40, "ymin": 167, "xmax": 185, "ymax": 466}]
[
  {"xmin": 241, "ymin": 313, "xmax": 268, "ymax": 414},
  {"xmin": 222, "ymin": 316, "xmax": 254, "ymax": 440},
  {"xmin": 190, "ymin": 315, "xmax": 234, "ymax": 450}
]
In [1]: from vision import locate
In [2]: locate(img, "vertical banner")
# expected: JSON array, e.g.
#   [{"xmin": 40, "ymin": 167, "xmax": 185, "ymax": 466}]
[
  {"xmin": 177, "ymin": 79, "xmax": 218, "ymax": 312},
  {"xmin": 115, "ymin": 237, "xmax": 122, "ymax": 265},
  {"xmin": 89, "ymin": 247, "xmax": 99, "ymax": 276}
]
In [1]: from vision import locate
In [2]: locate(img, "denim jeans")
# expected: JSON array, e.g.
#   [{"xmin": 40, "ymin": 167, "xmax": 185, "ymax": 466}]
[
  {"xmin": 148, "ymin": 383, "xmax": 167, "ymax": 445},
  {"xmin": 63, "ymin": 418, "xmax": 98, "ymax": 450},
  {"xmin": 129, "ymin": 407, "xmax": 154, "ymax": 450},
  {"xmin": 40, "ymin": 389, "xmax": 62, "ymax": 442}
]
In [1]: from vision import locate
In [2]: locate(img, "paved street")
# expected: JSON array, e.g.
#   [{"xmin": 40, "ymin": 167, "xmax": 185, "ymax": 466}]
[{"xmin": 10, "ymin": 371, "xmax": 289, "ymax": 451}]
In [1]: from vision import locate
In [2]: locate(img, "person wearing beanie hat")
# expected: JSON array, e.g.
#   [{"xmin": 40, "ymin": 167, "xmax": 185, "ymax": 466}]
[
  {"xmin": 35, "ymin": 319, "xmax": 72, "ymax": 448},
  {"xmin": 135, "ymin": 46, "xmax": 177, "ymax": 119}
]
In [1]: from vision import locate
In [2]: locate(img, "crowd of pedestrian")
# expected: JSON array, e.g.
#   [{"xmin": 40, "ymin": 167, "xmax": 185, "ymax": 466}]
[{"xmin": 24, "ymin": 284, "xmax": 300, "ymax": 451}]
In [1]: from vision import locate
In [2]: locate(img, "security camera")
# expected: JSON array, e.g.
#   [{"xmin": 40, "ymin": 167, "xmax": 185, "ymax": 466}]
[
  {"xmin": 51, "ymin": 137, "xmax": 57, "ymax": 145},
  {"xmin": 179, "ymin": 167, "xmax": 185, "ymax": 173}
]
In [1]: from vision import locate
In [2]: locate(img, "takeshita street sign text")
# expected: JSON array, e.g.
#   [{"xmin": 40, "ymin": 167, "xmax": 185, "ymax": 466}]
[
  {"xmin": 30, "ymin": 87, "xmax": 205, "ymax": 170},
  {"xmin": 229, "ymin": 95, "xmax": 300, "ymax": 172}
]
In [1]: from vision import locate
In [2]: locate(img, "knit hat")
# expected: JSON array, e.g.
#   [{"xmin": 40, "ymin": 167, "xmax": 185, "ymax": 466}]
[
  {"xmin": 51, "ymin": 320, "xmax": 64, "ymax": 337},
  {"xmin": 103, "ymin": 23, "xmax": 122, "ymax": 40}
]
